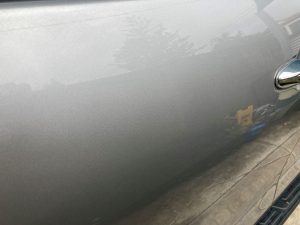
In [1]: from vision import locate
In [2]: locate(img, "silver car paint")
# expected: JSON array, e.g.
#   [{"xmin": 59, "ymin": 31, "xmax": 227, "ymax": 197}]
[{"xmin": 0, "ymin": 0, "xmax": 299, "ymax": 224}]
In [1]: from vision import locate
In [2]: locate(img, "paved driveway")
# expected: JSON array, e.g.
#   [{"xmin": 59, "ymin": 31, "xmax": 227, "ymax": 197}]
[
  {"xmin": 114, "ymin": 112, "xmax": 300, "ymax": 225},
  {"xmin": 284, "ymin": 205, "xmax": 300, "ymax": 225}
]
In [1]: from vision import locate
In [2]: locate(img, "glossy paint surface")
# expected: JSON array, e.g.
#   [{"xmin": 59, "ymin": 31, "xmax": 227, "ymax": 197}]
[{"xmin": 0, "ymin": 0, "xmax": 299, "ymax": 224}]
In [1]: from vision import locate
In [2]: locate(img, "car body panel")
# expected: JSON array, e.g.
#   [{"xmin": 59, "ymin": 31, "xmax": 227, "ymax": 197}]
[{"xmin": 0, "ymin": 0, "xmax": 299, "ymax": 224}]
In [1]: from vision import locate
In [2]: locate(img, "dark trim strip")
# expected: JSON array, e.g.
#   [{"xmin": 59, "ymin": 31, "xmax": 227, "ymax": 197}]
[{"xmin": 255, "ymin": 173, "xmax": 300, "ymax": 225}]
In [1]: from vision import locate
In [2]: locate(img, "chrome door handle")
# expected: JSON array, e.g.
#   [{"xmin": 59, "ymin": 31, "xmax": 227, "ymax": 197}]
[{"xmin": 275, "ymin": 59, "xmax": 300, "ymax": 90}]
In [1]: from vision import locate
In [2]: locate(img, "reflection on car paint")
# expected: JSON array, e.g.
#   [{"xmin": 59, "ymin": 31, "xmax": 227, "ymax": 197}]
[
  {"xmin": 225, "ymin": 88, "xmax": 299, "ymax": 141},
  {"xmin": 0, "ymin": 1, "xmax": 299, "ymax": 225},
  {"xmin": 236, "ymin": 105, "xmax": 254, "ymax": 127}
]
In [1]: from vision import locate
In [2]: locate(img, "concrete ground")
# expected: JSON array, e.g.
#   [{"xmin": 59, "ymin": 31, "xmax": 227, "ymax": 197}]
[
  {"xmin": 113, "ymin": 112, "xmax": 300, "ymax": 225},
  {"xmin": 284, "ymin": 205, "xmax": 300, "ymax": 225}
]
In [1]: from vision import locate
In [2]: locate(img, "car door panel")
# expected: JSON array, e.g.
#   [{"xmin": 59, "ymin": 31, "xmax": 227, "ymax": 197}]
[{"xmin": 0, "ymin": 0, "xmax": 299, "ymax": 224}]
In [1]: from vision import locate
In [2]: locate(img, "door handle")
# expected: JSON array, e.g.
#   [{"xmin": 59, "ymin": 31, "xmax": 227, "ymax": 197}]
[{"xmin": 275, "ymin": 58, "xmax": 300, "ymax": 90}]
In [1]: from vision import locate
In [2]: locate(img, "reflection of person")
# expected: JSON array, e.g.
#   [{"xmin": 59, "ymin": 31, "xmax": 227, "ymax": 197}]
[
  {"xmin": 246, "ymin": 86, "xmax": 299, "ymax": 140},
  {"xmin": 236, "ymin": 105, "xmax": 254, "ymax": 127},
  {"xmin": 231, "ymin": 83, "xmax": 299, "ymax": 140}
]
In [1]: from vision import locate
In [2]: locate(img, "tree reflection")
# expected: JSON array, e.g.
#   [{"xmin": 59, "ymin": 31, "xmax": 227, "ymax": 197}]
[{"xmin": 115, "ymin": 17, "xmax": 197, "ymax": 72}]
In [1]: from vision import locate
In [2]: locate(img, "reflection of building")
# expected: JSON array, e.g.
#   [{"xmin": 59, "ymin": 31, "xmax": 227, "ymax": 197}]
[
  {"xmin": 255, "ymin": 0, "xmax": 300, "ymax": 59},
  {"xmin": 255, "ymin": 0, "xmax": 274, "ymax": 12},
  {"xmin": 255, "ymin": 0, "xmax": 290, "ymax": 60},
  {"xmin": 280, "ymin": 13, "xmax": 300, "ymax": 56}
]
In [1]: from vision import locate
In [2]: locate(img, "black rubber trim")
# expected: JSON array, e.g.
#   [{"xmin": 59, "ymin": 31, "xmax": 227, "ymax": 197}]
[{"xmin": 255, "ymin": 173, "xmax": 300, "ymax": 225}]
